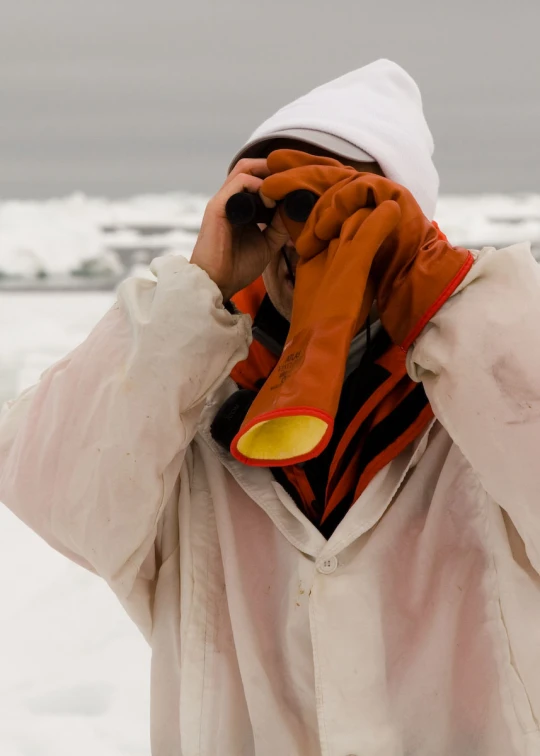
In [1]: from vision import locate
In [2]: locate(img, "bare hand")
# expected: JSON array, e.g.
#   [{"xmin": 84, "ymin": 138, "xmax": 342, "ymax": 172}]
[{"xmin": 190, "ymin": 158, "xmax": 290, "ymax": 302}]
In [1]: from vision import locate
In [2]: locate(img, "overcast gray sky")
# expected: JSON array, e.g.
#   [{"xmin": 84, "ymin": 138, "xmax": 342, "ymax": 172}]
[{"xmin": 0, "ymin": 0, "xmax": 538, "ymax": 198}]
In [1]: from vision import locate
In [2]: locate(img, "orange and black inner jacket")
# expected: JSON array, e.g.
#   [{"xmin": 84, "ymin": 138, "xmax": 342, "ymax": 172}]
[{"xmin": 230, "ymin": 282, "xmax": 433, "ymax": 539}]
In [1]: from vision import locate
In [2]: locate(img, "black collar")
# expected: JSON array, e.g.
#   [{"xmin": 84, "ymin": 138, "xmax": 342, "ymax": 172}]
[{"xmin": 251, "ymin": 294, "xmax": 290, "ymax": 357}]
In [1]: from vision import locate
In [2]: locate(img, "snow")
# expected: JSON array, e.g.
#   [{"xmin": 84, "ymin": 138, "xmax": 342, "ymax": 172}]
[
  {"xmin": 436, "ymin": 193, "xmax": 540, "ymax": 251},
  {"xmin": 0, "ymin": 193, "xmax": 207, "ymax": 284},
  {"xmin": 0, "ymin": 192, "xmax": 539, "ymax": 284},
  {"xmin": 0, "ymin": 191, "xmax": 539, "ymax": 755}
]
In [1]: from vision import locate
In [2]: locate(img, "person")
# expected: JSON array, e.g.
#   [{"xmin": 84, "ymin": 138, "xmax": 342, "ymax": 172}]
[{"xmin": 1, "ymin": 58, "xmax": 539, "ymax": 756}]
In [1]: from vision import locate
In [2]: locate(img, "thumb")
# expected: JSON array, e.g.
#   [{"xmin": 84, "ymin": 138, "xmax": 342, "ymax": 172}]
[{"xmin": 263, "ymin": 204, "xmax": 290, "ymax": 256}]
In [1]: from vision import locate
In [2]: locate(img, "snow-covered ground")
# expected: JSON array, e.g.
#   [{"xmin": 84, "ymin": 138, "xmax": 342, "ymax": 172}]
[
  {"xmin": 0, "ymin": 192, "xmax": 539, "ymax": 755},
  {"xmin": 0, "ymin": 193, "xmax": 206, "ymax": 286}
]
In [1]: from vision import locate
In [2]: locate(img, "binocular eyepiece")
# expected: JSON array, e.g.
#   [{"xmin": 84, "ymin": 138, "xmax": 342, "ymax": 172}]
[{"xmin": 225, "ymin": 189, "xmax": 319, "ymax": 227}]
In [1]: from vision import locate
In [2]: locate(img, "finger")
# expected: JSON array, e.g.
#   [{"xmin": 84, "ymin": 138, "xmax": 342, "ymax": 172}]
[
  {"xmin": 262, "ymin": 164, "xmax": 353, "ymax": 203},
  {"xmin": 294, "ymin": 176, "xmax": 355, "ymax": 258},
  {"xmin": 313, "ymin": 179, "xmax": 371, "ymax": 241},
  {"xmin": 338, "ymin": 207, "xmax": 373, "ymax": 245},
  {"xmin": 225, "ymin": 158, "xmax": 271, "ymax": 186},
  {"xmin": 267, "ymin": 149, "xmax": 346, "ymax": 174},
  {"xmin": 263, "ymin": 207, "xmax": 290, "ymax": 255},
  {"xmin": 212, "ymin": 173, "xmax": 264, "ymax": 217},
  {"xmin": 315, "ymin": 174, "xmax": 394, "ymax": 240},
  {"xmin": 350, "ymin": 200, "xmax": 401, "ymax": 253},
  {"xmin": 259, "ymin": 191, "xmax": 276, "ymax": 209},
  {"xmin": 323, "ymin": 203, "xmax": 400, "ymax": 294}
]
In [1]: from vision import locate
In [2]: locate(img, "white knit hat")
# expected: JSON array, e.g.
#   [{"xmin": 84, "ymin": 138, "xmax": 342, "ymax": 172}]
[{"xmin": 229, "ymin": 59, "xmax": 439, "ymax": 220}]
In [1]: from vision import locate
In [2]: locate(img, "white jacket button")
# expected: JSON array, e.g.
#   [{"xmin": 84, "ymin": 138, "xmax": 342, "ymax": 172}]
[{"xmin": 316, "ymin": 555, "xmax": 338, "ymax": 574}]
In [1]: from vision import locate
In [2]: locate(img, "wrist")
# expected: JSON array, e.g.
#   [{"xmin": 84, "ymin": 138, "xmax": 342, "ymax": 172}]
[{"xmin": 189, "ymin": 258, "xmax": 233, "ymax": 302}]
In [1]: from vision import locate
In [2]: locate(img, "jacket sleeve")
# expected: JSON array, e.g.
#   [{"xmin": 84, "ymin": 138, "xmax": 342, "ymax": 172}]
[
  {"xmin": 408, "ymin": 241, "xmax": 540, "ymax": 571},
  {"xmin": 0, "ymin": 254, "xmax": 251, "ymax": 638}
]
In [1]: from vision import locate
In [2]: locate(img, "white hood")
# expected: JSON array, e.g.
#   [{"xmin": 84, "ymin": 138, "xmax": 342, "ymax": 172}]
[{"xmin": 231, "ymin": 59, "xmax": 439, "ymax": 219}]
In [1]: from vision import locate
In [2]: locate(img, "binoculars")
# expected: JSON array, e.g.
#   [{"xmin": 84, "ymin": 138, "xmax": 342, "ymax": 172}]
[{"xmin": 225, "ymin": 189, "xmax": 319, "ymax": 227}]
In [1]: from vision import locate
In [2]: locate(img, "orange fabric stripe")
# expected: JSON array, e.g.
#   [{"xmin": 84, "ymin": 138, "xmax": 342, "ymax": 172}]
[
  {"xmin": 352, "ymin": 403, "xmax": 434, "ymax": 502},
  {"xmin": 325, "ymin": 376, "xmax": 417, "ymax": 514},
  {"xmin": 230, "ymin": 277, "xmax": 278, "ymax": 392},
  {"xmin": 321, "ymin": 402, "xmax": 434, "ymax": 526},
  {"xmin": 326, "ymin": 346, "xmax": 406, "ymax": 493},
  {"xmin": 325, "ymin": 429, "xmax": 368, "ymax": 517},
  {"xmin": 282, "ymin": 465, "xmax": 319, "ymax": 522},
  {"xmin": 368, "ymin": 378, "xmax": 418, "ymax": 427}
]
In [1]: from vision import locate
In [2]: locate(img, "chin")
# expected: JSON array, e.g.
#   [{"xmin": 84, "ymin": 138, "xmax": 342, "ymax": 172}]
[
  {"xmin": 274, "ymin": 298, "xmax": 293, "ymax": 322},
  {"xmin": 265, "ymin": 288, "xmax": 292, "ymax": 322},
  {"xmin": 263, "ymin": 273, "xmax": 293, "ymax": 322}
]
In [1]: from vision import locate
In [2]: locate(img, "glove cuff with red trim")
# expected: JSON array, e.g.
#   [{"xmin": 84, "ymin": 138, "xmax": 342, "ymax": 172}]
[{"xmin": 375, "ymin": 232, "xmax": 474, "ymax": 350}]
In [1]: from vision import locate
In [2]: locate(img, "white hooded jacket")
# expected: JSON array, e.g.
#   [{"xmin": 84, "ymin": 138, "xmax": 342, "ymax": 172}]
[
  {"xmin": 2, "ymin": 61, "xmax": 540, "ymax": 756},
  {"xmin": 2, "ymin": 245, "xmax": 540, "ymax": 756}
]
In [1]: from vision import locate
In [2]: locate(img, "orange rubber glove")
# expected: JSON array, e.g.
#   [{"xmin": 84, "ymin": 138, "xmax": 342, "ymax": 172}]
[{"xmin": 230, "ymin": 150, "xmax": 473, "ymax": 467}]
